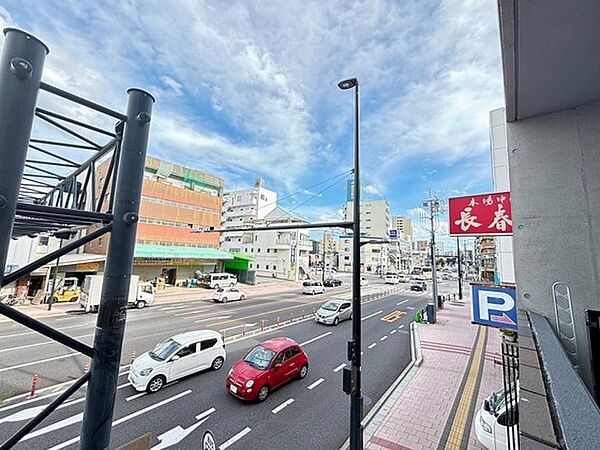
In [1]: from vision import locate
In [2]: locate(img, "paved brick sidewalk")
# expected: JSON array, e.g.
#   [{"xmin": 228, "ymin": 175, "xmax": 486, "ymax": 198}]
[{"xmin": 365, "ymin": 300, "xmax": 503, "ymax": 450}]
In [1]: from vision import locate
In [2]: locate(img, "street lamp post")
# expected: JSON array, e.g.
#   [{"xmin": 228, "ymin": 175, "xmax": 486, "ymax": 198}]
[{"xmin": 338, "ymin": 77, "xmax": 362, "ymax": 450}]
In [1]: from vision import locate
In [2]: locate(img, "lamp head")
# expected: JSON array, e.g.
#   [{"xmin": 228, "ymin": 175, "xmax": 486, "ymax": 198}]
[{"xmin": 337, "ymin": 78, "xmax": 358, "ymax": 90}]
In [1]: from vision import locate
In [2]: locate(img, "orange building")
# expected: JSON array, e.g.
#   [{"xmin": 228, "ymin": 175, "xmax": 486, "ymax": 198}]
[{"xmin": 87, "ymin": 156, "xmax": 232, "ymax": 284}]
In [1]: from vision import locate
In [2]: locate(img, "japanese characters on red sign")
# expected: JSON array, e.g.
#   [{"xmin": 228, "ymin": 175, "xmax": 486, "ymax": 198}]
[{"xmin": 448, "ymin": 192, "xmax": 512, "ymax": 236}]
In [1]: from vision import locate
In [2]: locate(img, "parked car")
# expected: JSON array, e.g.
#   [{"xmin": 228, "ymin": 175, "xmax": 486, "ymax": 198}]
[
  {"xmin": 302, "ymin": 280, "xmax": 325, "ymax": 295},
  {"xmin": 360, "ymin": 277, "xmax": 369, "ymax": 286},
  {"xmin": 410, "ymin": 280, "xmax": 427, "ymax": 292},
  {"xmin": 475, "ymin": 386, "xmax": 519, "ymax": 450},
  {"xmin": 128, "ymin": 330, "xmax": 226, "ymax": 393},
  {"xmin": 385, "ymin": 274, "xmax": 399, "ymax": 284},
  {"xmin": 226, "ymin": 337, "xmax": 309, "ymax": 402},
  {"xmin": 398, "ymin": 274, "xmax": 409, "ymax": 283},
  {"xmin": 199, "ymin": 273, "xmax": 238, "ymax": 289},
  {"xmin": 315, "ymin": 299, "xmax": 352, "ymax": 325},
  {"xmin": 213, "ymin": 287, "xmax": 247, "ymax": 303},
  {"xmin": 323, "ymin": 278, "xmax": 342, "ymax": 287}
]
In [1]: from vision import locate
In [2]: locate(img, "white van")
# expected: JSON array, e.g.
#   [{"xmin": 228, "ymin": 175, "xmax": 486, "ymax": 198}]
[
  {"xmin": 128, "ymin": 330, "xmax": 226, "ymax": 393},
  {"xmin": 302, "ymin": 281, "xmax": 325, "ymax": 295},
  {"xmin": 385, "ymin": 274, "xmax": 399, "ymax": 284},
  {"xmin": 475, "ymin": 386, "xmax": 519, "ymax": 450},
  {"xmin": 200, "ymin": 273, "xmax": 238, "ymax": 289}
]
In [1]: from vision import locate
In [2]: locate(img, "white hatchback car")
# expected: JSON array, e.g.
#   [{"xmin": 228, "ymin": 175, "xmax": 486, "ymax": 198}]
[
  {"xmin": 315, "ymin": 299, "xmax": 352, "ymax": 325},
  {"xmin": 129, "ymin": 330, "xmax": 226, "ymax": 393},
  {"xmin": 302, "ymin": 281, "xmax": 325, "ymax": 295},
  {"xmin": 212, "ymin": 287, "xmax": 247, "ymax": 303}
]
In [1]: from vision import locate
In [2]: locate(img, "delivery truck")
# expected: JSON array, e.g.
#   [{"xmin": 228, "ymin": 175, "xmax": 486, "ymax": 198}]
[{"xmin": 80, "ymin": 274, "xmax": 155, "ymax": 313}]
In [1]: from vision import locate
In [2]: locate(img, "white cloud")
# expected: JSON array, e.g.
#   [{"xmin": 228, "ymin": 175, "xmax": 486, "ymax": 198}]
[
  {"xmin": 364, "ymin": 185, "xmax": 381, "ymax": 195},
  {"xmin": 159, "ymin": 76, "xmax": 183, "ymax": 95}
]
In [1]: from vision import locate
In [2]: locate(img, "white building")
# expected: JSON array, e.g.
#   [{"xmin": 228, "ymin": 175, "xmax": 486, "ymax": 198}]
[
  {"xmin": 392, "ymin": 216, "xmax": 413, "ymax": 244},
  {"xmin": 239, "ymin": 207, "xmax": 311, "ymax": 281},
  {"xmin": 221, "ymin": 179, "xmax": 277, "ymax": 253},
  {"xmin": 337, "ymin": 236, "xmax": 390, "ymax": 274},
  {"xmin": 489, "ymin": 107, "xmax": 515, "ymax": 284},
  {"xmin": 344, "ymin": 200, "xmax": 390, "ymax": 239}
]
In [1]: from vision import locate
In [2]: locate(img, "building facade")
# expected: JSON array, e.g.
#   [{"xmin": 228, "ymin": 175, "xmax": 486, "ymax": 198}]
[
  {"xmin": 392, "ymin": 216, "xmax": 413, "ymax": 243},
  {"xmin": 221, "ymin": 179, "xmax": 277, "ymax": 253},
  {"xmin": 344, "ymin": 200, "xmax": 390, "ymax": 238}
]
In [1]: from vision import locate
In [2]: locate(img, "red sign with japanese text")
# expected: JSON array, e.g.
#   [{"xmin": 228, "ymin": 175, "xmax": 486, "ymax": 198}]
[{"xmin": 449, "ymin": 192, "xmax": 512, "ymax": 236}]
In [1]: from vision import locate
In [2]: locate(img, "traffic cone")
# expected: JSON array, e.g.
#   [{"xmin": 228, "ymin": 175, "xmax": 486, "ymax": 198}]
[
  {"xmin": 302, "ymin": 309, "xmax": 305, "ymax": 319},
  {"xmin": 27, "ymin": 371, "xmax": 38, "ymax": 400},
  {"xmin": 131, "ymin": 351, "xmax": 136, "ymax": 364},
  {"xmin": 261, "ymin": 320, "xmax": 265, "ymax": 331},
  {"xmin": 290, "ymin": 312, "xmax": 294, "ymax": 323},
  {"xmin": 276, "ymin": 316, "xmax": 280, "ymax": 327}
]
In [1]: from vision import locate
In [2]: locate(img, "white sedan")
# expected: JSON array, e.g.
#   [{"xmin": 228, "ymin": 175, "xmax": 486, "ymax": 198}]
[{"xmin": 213, "ymin": 287, "xmax": 247, "ymax": 303}]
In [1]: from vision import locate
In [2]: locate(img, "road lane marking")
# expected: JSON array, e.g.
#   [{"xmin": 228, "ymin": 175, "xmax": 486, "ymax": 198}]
[
  {"xmin": 174, "ymin": 309, "xmax": 208, "ymax": 316},
  {"xmin": 380, "ymin": 336, "xmax": 388, "ymax": 342},
  {"xmin": 0, "ymin": 324, "xmax": 89, "ymax": 340},
  {"xmin": 399, "ymin": 330, "xmax": 409, "ymax": 334},
  {"xmin": 272, "ymin": 398, "xmax": 294, "ymax": 414},
  {"xmin": 194, "ymin": 315, "xmax": 232, "ymax": 323},
  {"xmin": 381, "ymin": 311, "xmax": 406, "ymax": 323},
  {"xmin": 399, "ymin": 324, "xmax": 405, "ymax": 329},
  {"xmin": 368, "ymin": 343, "xmax": 377, "ymax": 349},
  {"xmin": 361, "ymin": 310, "xmax": 383, "ymax": 321},
  {"xmin": 221, "ymin": 323, "xmax": 257, "ymax": 332},
  {"xmin": 55, "ymin": 317, "xmax": 77, "ymax": 322},
  {"xmin": 396, "ymin": 300, "xmax": 408, "ymax": 306},
  {"xmin": 307, "ymin": 378, "xmax": 325, "ymax": 390},
  {"xmin": 0, "ymin": 333, "xmax": 93, "ymax": 353},
  {"xmin": 219, "ymin": 427, "xmax": 252, "ymax": 450},
  {"xmin": 333, "ymin": 363, "xmax": 346, "ymax": 373},
  {"xmin": 159, "ymin": 305, "xmax": 189, "ymax": 311},
  {"xmin": 153, "ymin": 416, "xmax": 211, "ymax": 449},
  {"xmin": 0, "ymin": 352, "xmax": 80, "ymax": 373},
  {"xmin": 48, "ymin": 390, "xmax": 193, "ymax": 450},
  {"xmin": 299, "ymin": 331, "xmax": 332, "ymax": 346},
  {"xmin": 195, "ymin": 407, "xmax": 216, "ymax": 420},
  {"xmin": 390, "ymin": 330, "xmax": 397, "ymax": 335},
  {"xmin": 126, "ymin": 392, "xmax": 147, "ymax": 402},
  {"xmin": 407, "ymin": 306, "xmax": 415, "ymax": 310}
]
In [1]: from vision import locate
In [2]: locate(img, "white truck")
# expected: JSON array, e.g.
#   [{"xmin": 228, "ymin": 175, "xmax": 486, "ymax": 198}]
[{"xmin": 80, "ymin": 274, "xmax": 155, "ymax": 313}]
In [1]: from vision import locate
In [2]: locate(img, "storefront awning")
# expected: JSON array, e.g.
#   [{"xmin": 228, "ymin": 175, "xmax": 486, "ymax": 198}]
[
  {"xmin": 231, "ymin": 253, "xmax": 256, "ymax": 262},
  {"xmin": 134, "ymin": 245, "xmax": 234, "ymax": 260}
]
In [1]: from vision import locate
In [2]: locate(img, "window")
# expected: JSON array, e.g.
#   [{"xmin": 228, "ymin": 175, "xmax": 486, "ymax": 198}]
[
  {"xmin": 38, "ymin": 236, "xmax": 49, "ymax": 246},
  {"xmin": 287, "ymin": 346, "xmax": 300, "ymax": 358},
  {"xmin": 345, "ymin": 256, "xmax": 350, "ymax": 260},
  {"xmin": 176, "ymin": 343, "xmax": 196, "ymax": 358},
  {"xmin": 256, "ymin": 264, "xmax": 260, "ymax": 269},
  {"xmin": 266, "ymin": 265, "xmax": 269, "ymax": 270},
  {"xmin": 273, "ymin": 249, "xmax": 277, "ymax": 253},
  {"xmin": 273, "ymin": 265, "xmax": 277, "ymax": 271},
  {"xmin": 267, "ymin": 249, "xmax": 270, "ymax": 253},
  {"xmin": 201, "ymin": 338, "xmax": 218, "ymax": 350},
  {"xmin": 98, "ymin": 238, "xmax": 103, "ymax": 248},
  {"xmin": 257, "ymin": 248, "xmax": 261, "ymax": 252},
  {"xmin": 272, "ymin": 351, "xmax": 285, "ymax": 365}
]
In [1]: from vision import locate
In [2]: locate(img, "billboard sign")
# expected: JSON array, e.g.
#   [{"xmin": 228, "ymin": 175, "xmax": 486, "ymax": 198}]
[
  {"xmin": 471, "ymin": 285, "xmax": 518, "ymax": 330},
  {"xmin": 449, "ymin": 192, "xmax": 512, "ymax": 236},
  {"xmin": 389, "ymin": 229, "xmax": 398, "ymax": 239}
]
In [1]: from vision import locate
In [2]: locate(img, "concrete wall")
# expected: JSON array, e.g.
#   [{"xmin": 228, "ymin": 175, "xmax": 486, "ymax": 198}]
[{"xmin": 507, "ymin": 101, "xmax": 600, "ymax": 391}]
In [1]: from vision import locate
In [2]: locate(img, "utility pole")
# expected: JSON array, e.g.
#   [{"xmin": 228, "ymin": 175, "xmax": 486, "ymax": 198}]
[
  {"xmin": 322, "ymin": 232, "xmax": 327, "ymax": 284},
  {"xmin": 422, "ymin": 190, "xmax": 443, "ymax": 324},
  {"xmin": 457, "ymin": 236, "xmax": 463, "ymax": 300}
]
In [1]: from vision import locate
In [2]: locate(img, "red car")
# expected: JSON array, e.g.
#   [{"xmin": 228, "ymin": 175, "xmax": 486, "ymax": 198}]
[{"xmin": 226, "ymin": 337, "xmax": 309, "ymax": 402}]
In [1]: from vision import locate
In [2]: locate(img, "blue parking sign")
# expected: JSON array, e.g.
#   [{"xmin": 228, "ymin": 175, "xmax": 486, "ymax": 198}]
[{"xmin": 471, "ymin": 285, "xmax": 518, "ymax": 330}]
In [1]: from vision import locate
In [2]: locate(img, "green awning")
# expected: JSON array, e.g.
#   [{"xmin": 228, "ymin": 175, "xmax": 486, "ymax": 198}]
[
  {"xmin": 134, "ymin": 245, "xmax": 234, "ymax": 260},
  {"xmin": 232, "ymin": 253, "xmax": 256, "ymax": 262}
]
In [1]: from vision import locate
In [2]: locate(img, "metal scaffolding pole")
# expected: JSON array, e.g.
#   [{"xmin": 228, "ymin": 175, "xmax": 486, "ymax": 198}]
[
  {"xmin": 0, "ymin": 28, "xmax": 48, "ymax": 286},
  {"xmin": 80, "ymin": 89, "xmax": 154, "ymax": 449}
]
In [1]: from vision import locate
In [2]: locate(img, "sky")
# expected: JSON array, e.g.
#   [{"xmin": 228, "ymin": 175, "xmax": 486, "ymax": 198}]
[{"xmin": 1, "ymin": 0, "xmax": 504, "ymax": 248}]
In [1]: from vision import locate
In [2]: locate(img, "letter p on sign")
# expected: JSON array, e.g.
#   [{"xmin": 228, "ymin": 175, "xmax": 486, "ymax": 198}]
[{"xmin": 471, "ymin": 285, "xmax": 518, "ymax": 330}]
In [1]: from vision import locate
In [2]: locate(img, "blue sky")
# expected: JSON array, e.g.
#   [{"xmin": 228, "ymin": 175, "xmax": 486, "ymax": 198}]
[{"xmin": 1, "ymin": 0, "xmax": 504, "ymax": 245}]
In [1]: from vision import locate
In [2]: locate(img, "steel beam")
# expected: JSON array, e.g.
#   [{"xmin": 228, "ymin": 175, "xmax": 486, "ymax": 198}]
[
  {"xmin": 197, "ymin": 221, "xmax": 354, "ymax": 233},
  {"xmin": 80, "ymin": 88, "xmax": 154, "ymax": 449},
  {"xmin": 35, "ymin": 107, "xmax": 116, "ymax": 137},
  {"xmin": 0, "ymin": 28, "xmax": 48, "ymax": 287}
]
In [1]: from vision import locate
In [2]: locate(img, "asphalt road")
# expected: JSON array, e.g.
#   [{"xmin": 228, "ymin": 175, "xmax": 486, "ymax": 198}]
[{"xmin": 0, "ymin": 275, "xmax": 440, "ymax": 449}]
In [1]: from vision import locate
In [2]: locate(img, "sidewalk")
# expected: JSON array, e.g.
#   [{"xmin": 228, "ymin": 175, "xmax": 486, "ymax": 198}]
[{"xmin": 365, "ymin": 298, "xmax": 503, "ymax": 450}]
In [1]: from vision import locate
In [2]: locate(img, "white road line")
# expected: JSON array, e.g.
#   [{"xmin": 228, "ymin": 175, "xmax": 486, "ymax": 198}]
[
  {"xmin": 361, "ymin": 310, "xmax": 383, "ymax": 321},
  {"xmin": 174, "ymin": 309, "xmax": 207, "ymax": 316},
  {"xmin": 55, "ymin": 317, "xmax": 77, "ymax": 322},
  {"xmin": 219, "ymin": 427, "xmax": 252, "ymax": 450},
  {"xmin": 307, "ymin": 378, "xmax": 325, "ymax": 390},
  {"xmin": 390, "ymin": 330, "xmax": 397, "ymax": 335},
  {"xmin": 368, "ymin": 343, "xmax": 377, "ymax": 349},
  {"xmin": 125, "ymin": 392, "xmax": 146, "ymax": 402},
  {"xmin": 397, "ymin": 300, "xmax": 408, "ymax": 306},
  {"xmin": 299, "ymin": 331, "xmax": 332, "ymax": 346},
  {"xmin": 0, "ymin": 333, "xmax": 93, "ymax": 353},
  {"xmin": 22, "ymin": 411, "xmax": 84, "ymax": 441},
  {"xmin": 333, "ymin": 363, "xmax": 346, "ymax": 373},
  {"xmin": 272, "ymin": 398, "xmax": 294, "ymax": 414},
  {"xmin": 195, "ymin": 407, "xmax": 216, "ymax": 420},
  {"xmin": 194, "ymin": 315, "xmax": 232, "ymax": 323},
  {"xmin": 399, "ymin": 324, "xmax": 405, "ymax": 329},
  {"xmin": 221, "ymin": 323, "xmax": 257, "ymax": 332},
  {"xmin": 380, "ymin": 336, "xmax": 388, "ymax": 342},
  {"xmin": 48, "ymin": 390, "xmax": 192, "ymax": 450},
  {"xmin": 0, "ymin": 324, "xmax": 88, "ymax": 340},
  {"xmin": 0, "ymin": 352, "xmax": 80, "ymax": 373},
  {"xmin": 399, "ymin": 330, "xmax": 409, "ymax": 334},
  {"xmin": 406, "ymin": 306, "xmax": 415, "ymax": 310},
  {"xmin": 159, "ymin": 305, "xmax": 189, "ymax": 311}
]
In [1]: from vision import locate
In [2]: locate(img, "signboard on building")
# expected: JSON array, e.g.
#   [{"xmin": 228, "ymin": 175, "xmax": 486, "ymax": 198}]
[
  {"xmin": 449, "ymin": 192, "xmax": 512, "ymax": 236},
  {"xmin": 389, "ymin": 229, "xmax": 398, "ymax": 240},
  {"xmin": 471, "ymin": 284, "xmax": 517, "ymax": 330}
]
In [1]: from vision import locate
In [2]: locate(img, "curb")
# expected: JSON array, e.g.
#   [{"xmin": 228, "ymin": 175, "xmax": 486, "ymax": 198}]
[{"xmin": 339, "ymin": 320, "xmax": 423, "ymax": 450}]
